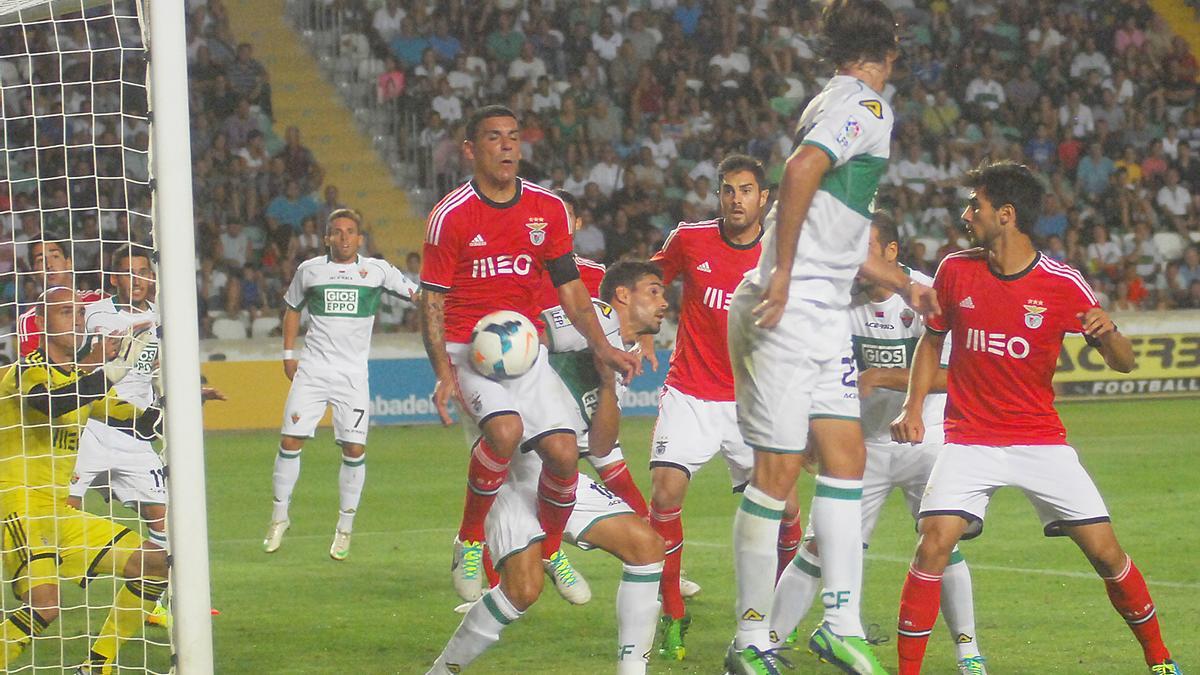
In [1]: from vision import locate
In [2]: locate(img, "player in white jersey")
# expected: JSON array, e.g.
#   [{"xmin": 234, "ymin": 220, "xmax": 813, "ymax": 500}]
[
  {"xmin": 68, "ymin": 245, "xmax": 165, "ymax": 547},
  {"xmin": 768, "ymin": 216, "xmax": 988, "ymax": 674},
  {"xmin": 428, "ymin": 262, "xmax": 668, "ymax": 675},
  {"xmin": 263, "ymin": 209, "xmax": 418, "ymax": 560},
  {"xmin": 724, "ymin": 3, "xmax": 938, "ymax": 673}
]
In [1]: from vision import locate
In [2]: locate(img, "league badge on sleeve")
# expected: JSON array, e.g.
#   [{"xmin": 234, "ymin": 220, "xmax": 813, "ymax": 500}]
[
  {"xmin": 1023, "ymin": 302, "xmax": 1047, "ymax": 329},
  {"xmin": 526, "ymin": 218, "xmax": 547, "ymax": 245}
]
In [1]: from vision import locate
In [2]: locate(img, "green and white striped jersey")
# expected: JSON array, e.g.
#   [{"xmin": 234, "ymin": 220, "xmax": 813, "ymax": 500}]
[{"xmin": 284, "ymin": 254, "xmax": 417, "ymax": 375}]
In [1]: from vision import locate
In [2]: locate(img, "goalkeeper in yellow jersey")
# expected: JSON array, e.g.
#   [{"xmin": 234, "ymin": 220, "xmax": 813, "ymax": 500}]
[{"xmin": 0, "ymin": 286, "xmax": 188, "ymax": 673}]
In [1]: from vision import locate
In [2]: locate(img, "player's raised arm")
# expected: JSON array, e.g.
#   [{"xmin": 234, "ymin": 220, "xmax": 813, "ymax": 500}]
[
  {"xmin": 1079, "ymin": 307, "xmax": 1135, "ymax": 373},
  {"xmin": 859, "ymin": 252, "xmax": 940, "ymax": 317},
  {"xmin": 753, "ymin": 145, "xmax": 829, "ymax": 328},
  {"xmin": 891, "ymin": 329, "xmax": 944, "ymax": 444},
  {"xmin": 557, "ymin": 276, "xmax": 641, "ymax": 381},
  {"xmin": 586, "ymin": 352, "xmax": 620, "ymax": 457}
]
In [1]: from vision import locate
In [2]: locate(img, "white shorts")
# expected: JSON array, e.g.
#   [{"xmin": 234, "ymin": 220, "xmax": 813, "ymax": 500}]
[
  {"xmin": 728, "ymin": 281, "xmax": 852, "ymax": 453},
  {"xmin": 919, "ymin": 443, "xmax": 1111, "ymax": 539},
  {"xmin": 70, "ymin": 421, "xmax": 166, "ymax": 505},
  {"xmin": 858, "ymin": 431, "xmax": 944, "ymax": 544},
  {"xmin": 809, "ymin": 342, "xmax": 860, "ymax": 421},
  {"xmin": 649, "ymin": 386, "xmax": 753, "ymax": 488},
  {"xmin": 449, "ymin": 342, "xmax": 576, "ymax": 450},
  {"xmin": 281, "ymin": 367, "xmax": 370, "ymax": 445},
  {"xmin": 486, "ymin": 474, "xmax": 634, "ymax": 566}
]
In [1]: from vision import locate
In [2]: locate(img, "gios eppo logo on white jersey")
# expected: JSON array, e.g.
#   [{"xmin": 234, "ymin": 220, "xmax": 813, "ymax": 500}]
[
  {"xmin": 324, "ymin": 288, "xmax": 360, "ymax": 314},
  {"xmin": 964, "ymin": 328, "xmax": 1030, "ymax": 359},
  {"xmin": 860, "ymin": 342, "xmax": 907, "ymax": 368}
]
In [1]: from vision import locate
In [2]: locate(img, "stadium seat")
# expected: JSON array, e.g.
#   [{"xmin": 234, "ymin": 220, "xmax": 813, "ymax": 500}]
[
  {"xmin": 211, "ymin": 317, "xmax": 249, "ymax": 340},
  {"xmin": 251, "ymin": 316, "xmax": 282, "ymax": 338},
  {"xmin": 1153, "ymin": 232, "xmax": 1186, "ymax": 261}
]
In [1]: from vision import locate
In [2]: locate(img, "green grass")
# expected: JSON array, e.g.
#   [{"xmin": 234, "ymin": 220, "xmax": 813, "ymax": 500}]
[{"xmin": 205, "ymin": 399, "xmax": 1200, "ymax": 674}]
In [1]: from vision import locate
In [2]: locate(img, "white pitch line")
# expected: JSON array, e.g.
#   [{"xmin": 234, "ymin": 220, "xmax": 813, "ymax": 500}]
[
  {"xmin": 209, "ymin": 527, "xmax": 455, "ymax": 547},
  {"xmin": 685, "ymin": 540, "xmax": 1200, "ymax": 589}
]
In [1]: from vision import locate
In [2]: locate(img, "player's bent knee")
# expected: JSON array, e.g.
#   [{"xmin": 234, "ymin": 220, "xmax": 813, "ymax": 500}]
[
  {"xmin": 25, "ymin": 584, "xmax": 61, "ymax": 618},
  {"xmin": 280, "ymin": 435, "xmax": 306, "ymax": 452},
  {"xmin": 625, "ymin": 526, "xmax": 666, "ymax": 566},
  {"xmin": 535, "ymin": 433, "xmax": 579, "ymax": 476},
  {"xmin": 482, "ymin": 414, "xmax": 523, "ymax": 456},
  {"xmin": 340, "ymin": 442, "xmax": 365, "ymax": 458},
  {"xmin": 650, "ymin": 467, "xmax": 689, "ymax": 510},
  {"xmin": 124, "ymin": 547, "xmax": 169, "ymax": 580}
]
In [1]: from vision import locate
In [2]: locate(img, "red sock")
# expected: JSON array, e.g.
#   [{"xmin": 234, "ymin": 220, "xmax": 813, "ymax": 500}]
[
  {"xmin": 536, "ymin": 468, "xmax": 577, "ymax": 558},
  {"xmin": 483, "ymin": 546, "xmax": 500, "ymax": 588},
  {"xmin": 650, "ymin": 506, "xmax": 684, "ymax": 619},
  {"xmin": 1104, "ymin": 557, "xmax": 1171, "ymax": 664},
  {"xmin": 776, "ymin": 514, "xmax": 803, "ymax": 581},
  {"xmin": 897, "ymin": 566, "xmax": 943, "ymax": 675},
  {"xmin": 457, "ymin": 439, "xmax": 510, "ymax": 542},
  {"xmin": 597, "ymin": 460, "xmax": 649, "ymax": 519}
]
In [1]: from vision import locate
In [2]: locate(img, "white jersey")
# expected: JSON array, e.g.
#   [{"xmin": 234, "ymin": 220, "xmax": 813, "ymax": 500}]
[
  {"xmin": 541, "ymin": 300, "xmax": 628, "ymax": 437},
  {"xmin": 850, "ymin": 268, "xmax": 947, "ymax": 445},
  {"xmin": 749, "ymin": 75, "xmax": 894, "ymax": 308},
  {"xmin": 541, "ymin": 300, "xmax": 623, "ymax": 354},
  {"xmin": 284, "ymin": 254, "xmax": 418, "ymax": 376},
  {"xmin": 85, "ymin": 297, "xmax": 158, "ymax": 409}
]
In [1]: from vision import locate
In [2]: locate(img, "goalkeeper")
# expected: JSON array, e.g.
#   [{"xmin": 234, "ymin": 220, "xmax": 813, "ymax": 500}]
[{"xmin": 0, "ymin": 287, "xmax": 203, "ymax": 672}]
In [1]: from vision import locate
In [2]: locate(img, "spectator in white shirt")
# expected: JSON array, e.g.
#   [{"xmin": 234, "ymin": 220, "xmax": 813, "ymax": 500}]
[
  {"xmin": 446, "ymin": 54, "xmax": 480, "ymax": 100},
  {"xmin": 1027, "ymin": 14, "xmax": 1065, "ymax": 55},
  {"xmin": 591, "ymin": 15, "xmax": 624, "ymax": 61},
  {"xmin": 562, "ymin": 164, "xmax": 590, "ymax": 196},
  {"xmin": 530, "ymin": 76, "xmax": 561, "ymax": 114},
  {"xmin": 965, "ymin": 64, "xmax": 1005, "ymax": 111},
  {"xmin": 572, "ymin": 209, "xmax": 606, "ymax": 260},
  {"xmin": 1124, "ymin": 221, "xmax": 1165, "ymax": 282},
  {"xmin": 1069, "ymin": 37, "xmax": 1112, "ymax": 80},
  {"xmin": 1157, "ymin": 168, "xmax": 1193, "ymax": 228},
  {"xmin": 587, "ymin": 145, "xmax": 624, "ymax": 197},
  {"xmin": 430, "ymin": 79, "xmax": 463, "ymax": 123},
  {"xmin": 507, "ymin": 41, "xmax": 547, "ymax": 84},
  {"xmin": 893, "ymin": 144, "xmax": 938, "ymax": 197},
  {"xmin": 641, "ymin": 122, "xmax": 679, "ymax": 170},
  {"xmin": 1087, "ymin": 223, "xmax": 1124, "ymax": 277},
  {"xmin": 684, "ymin": 175, "xmax": 718, "ymax": 216},
  {"xmin": 217, "ymin": 221, "xmax": 252, "ymax": 267},
  {"xmin": 1059, "ymin": 91, "xmax": 1095, "ymax": 138},
  {"xmin": 372, "ymin": 0, "xmax": 406, "ymax": 42},
  {"xmin": 709, "ymin": 37, "xmax": 751, "ymax": 77}
]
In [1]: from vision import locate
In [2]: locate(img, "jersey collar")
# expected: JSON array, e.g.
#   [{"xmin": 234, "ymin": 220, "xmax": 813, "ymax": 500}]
[
  {"xmin": 718, "ymin": 217, "xmax": 764, "ymax": 250},
  {"xmin": 326, "ymin": 253, "xmax": 362, "ymax": 266},
  {"xmin": 990, "ymin": 251, "xmax": 1041, "ymax": 281},
  {"xmin": 470, "ymin": 177, "xmax": 523, "ymax": 210}
]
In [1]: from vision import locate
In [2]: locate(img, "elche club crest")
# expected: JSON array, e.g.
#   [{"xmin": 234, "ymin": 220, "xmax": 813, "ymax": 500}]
[
  {"xmin": 526, "ymin": 217, "xmax": 547, "ymax": 245},
  {"xmin": 1023, "ymin": 299, "xmax": 1047, "ymax": 329},
  {"xmin": 358, "ymin": 268, "xmax": 368, "ymax": 278},
  {"xmin": 900, "ymin": 308, "xmax": 915, "ymax": 328}
]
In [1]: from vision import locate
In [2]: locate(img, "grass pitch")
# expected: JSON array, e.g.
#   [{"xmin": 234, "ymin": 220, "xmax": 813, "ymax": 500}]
[{"xmin": 207, "ymin": 399, "xmax": 1198, "ymax": 674}]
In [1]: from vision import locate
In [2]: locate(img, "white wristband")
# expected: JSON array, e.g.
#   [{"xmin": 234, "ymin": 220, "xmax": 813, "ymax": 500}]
[{"xmin": 282, "ymin": 350, "xmax": 296, "ymax": 360}]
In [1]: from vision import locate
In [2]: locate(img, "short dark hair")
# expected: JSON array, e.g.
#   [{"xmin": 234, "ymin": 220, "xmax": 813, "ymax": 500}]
[
  {"xmin": 327, "ymin": 208, "xmax": 363, "ymax": 232},
  {"xmin": 870, "ymin": 210, "xmax": 899, "ymax": 248},
  {"xmin": 819, "ymin": 0, "xmax": 898, "ymax": 67},
  {"xmin": 600, "ymin": 261, "xmax": 662, "ymax": 304},
  {"xmin": 465, "ymin": 104, "xmax": 519, "ymax": 141},
  {"xmin": 963, "ymin": 161, "xmax": 1044, "ymax": 236},
  {"xmin": 717, "ymin": 154, "xmax": 766, "ymax": 189},
  {"xmin": 28, "ymin": 239, "xmax": 67, "ymax": 265},
  {"xmin": 109, "ymin": 243, "xmax": 154, "ymax": 270},
  {"xmin": 553, "ymin": 188, "xmax": 579, "ymax": 212}
]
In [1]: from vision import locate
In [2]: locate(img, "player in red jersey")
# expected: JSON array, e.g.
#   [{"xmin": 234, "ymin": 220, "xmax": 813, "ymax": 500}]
[
  {"xmin": 647, "ymin": 154, "xmax": 801, "ymax": 660},
  {"xmin": 16, "ymin": 241, "xmax": 103, "ymax": 356},
  {"xmin": 892, "ymin": 162, "xmax": 1180, "ymax": 675},
  {"xmin": 420, "ymin": 105, "xmax": 640, "ymax": 606}
]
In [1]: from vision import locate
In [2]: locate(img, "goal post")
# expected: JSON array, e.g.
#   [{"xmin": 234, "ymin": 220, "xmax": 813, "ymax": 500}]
[{"xmin": 145, "ymin": 0, "xmax": 214, "ymax": 671}]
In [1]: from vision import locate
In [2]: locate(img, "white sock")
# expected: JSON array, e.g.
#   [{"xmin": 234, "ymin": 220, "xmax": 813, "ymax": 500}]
[
  {"xmin": 941, "ymin": 548, "xmax": 980, "ymax": 659},
  {"xmin": 812, "ymin": 475, "xmax": 865, "ymax": 637},
  {"xmin": 770, "ymin": 545, "xmax": 822, "ymax": 647},
  {"xmin": 337, "ymin": 452, "xmax": 366, "ymax": 532},
  {"xmin": 429, "ymin": 586, "xmax": 522, "ymax": 673},
  {"xmin": 733, "ymin": 484, "xmax": 785, "ymax": 650},
  {"xmin": 587, "ymin": 445, "xmax": 624, "ymax": 471},
  {"xmin": 617, "ymin": 561, "xmax": 663, "ymax": 674},
  {"xmin": 272, "ymin": 447, "xmax": 301, "ymax": 522}
]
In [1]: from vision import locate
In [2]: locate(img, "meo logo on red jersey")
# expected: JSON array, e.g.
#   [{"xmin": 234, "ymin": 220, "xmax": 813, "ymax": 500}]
[
  {"xmin": 702, "ymin": 286, "xmax": 733, "ymax": 311},
  {"xmin": 964, "ymin": 328, "xmax": 1030, "ymax": 359},
  {"xmin": 472, "ymin": 254, "xmax": 534, "ymax": 279}
]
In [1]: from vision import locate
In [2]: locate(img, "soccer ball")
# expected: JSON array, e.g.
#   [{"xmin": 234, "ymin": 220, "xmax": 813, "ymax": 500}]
[{"xmin": 469, "ymin": 310, "xmax": 540, "ymax": 380}]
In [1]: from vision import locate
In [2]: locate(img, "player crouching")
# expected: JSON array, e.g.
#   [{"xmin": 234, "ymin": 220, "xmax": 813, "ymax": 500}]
[{"xmin": 427, "ymin": 263, "xmax": 668, "ymax": 674}]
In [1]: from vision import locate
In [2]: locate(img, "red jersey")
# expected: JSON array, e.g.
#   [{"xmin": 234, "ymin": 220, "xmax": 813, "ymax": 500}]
[
  {"xmin": 652, "ymin": 219, "xmax": 762, "ymax": 401},
  {"xmin": 422, "ymin": 179, "xmax": 574, "ymax": 343},
  {"xmin": 927, "ymin": 251, "xmax": 1099, "ymax": 446},
  {"xmin": 17, "ymin": 289, "xmax": 105, "ymax": 356}
]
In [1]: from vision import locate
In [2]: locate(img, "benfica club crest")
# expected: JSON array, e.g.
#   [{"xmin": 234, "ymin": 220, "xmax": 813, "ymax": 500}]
[
  {"xmin": 526, "ymin": 218, "xmax": 547, "ymax": 245},
  {"xmin": 900, "ymin": 308, "xmax": 915, "ymax": 328},
  {"xmin": 1023, "ymin": 302, "xmax": 1047, "ymax": 329}
]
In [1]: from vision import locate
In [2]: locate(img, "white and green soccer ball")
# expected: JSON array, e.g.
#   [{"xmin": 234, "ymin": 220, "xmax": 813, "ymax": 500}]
[{"xmin": 469, "ymin": 310, "xmax": 539, "ymax": 380}]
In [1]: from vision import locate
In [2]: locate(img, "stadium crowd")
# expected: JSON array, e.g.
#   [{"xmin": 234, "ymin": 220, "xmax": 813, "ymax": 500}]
[{"xmin": 5, "ymin": 0, "xmax": 1200, "ymax": 353}]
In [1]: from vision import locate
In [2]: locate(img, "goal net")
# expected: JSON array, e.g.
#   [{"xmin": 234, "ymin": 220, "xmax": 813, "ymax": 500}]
[{"xmin": 0, "ymin": 0, "xmax": 192, "ymax": 671}]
